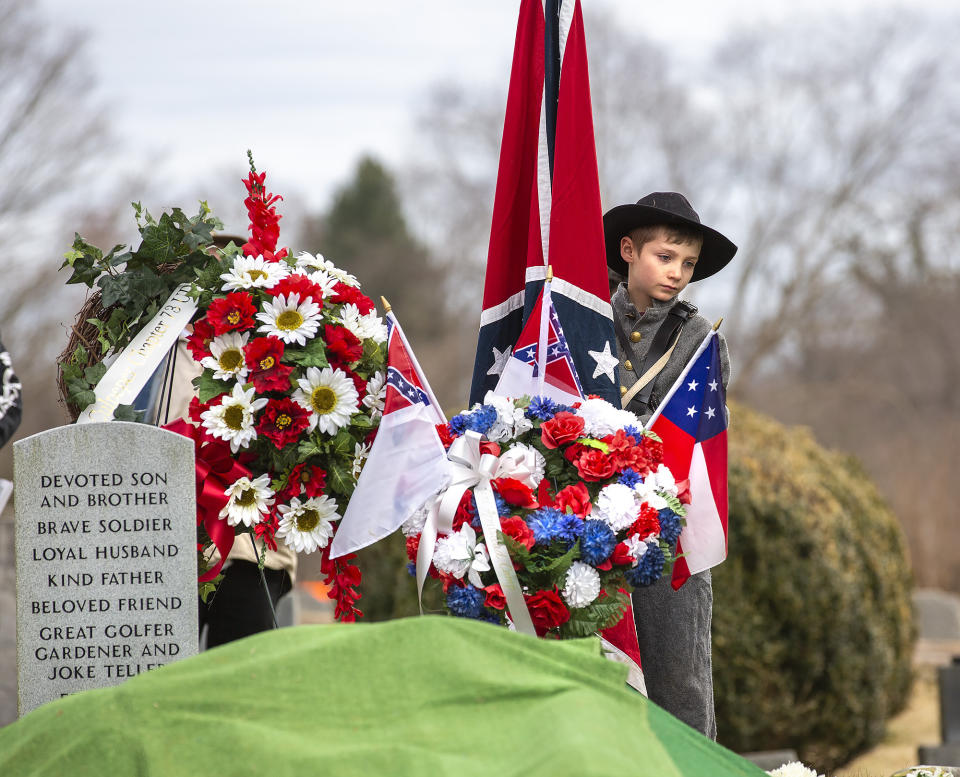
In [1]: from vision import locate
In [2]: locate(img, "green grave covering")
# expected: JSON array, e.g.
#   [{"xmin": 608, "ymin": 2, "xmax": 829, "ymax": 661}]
[{"xmin": 0, "ymin": 616, "xmax": 766, "ymax": 777}]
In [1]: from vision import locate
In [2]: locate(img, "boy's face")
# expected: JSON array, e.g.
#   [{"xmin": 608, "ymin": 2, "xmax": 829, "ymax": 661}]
[{"xmin": 620, "ymin": 228, "xmax": 701, "ymax": 309}]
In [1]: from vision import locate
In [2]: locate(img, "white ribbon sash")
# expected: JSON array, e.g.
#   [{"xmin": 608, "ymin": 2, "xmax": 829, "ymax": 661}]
[
  {"xmin": 76, "ymin": 284, "xmax": 198, "ymax": 424},
  {"xmin": 416, "ymin": 431, "xmax": 536, "ymax": 636}
]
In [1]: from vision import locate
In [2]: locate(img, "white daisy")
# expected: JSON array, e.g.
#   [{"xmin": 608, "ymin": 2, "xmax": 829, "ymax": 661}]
[
  {"xmin": 594, "ymin": 483, "xmax": 640, "ymax": 531},
  {"xmin": 200, "ymin": 383, "xmax": 268, "ymax": 453},
  {"xmin": 200, "ymin": 331, "xmax": 250, "ymax": 381},
  {"xmin": 305, "ymin": 270, "xmax": 340, "ymax": 298},
  {"xmin": 361, "ymin": 371, "xmax": 386, "ymax": 421},
  {"xmin": 276, "ymin": 495, "xmax": 341, "ymax": 553},
  {"xmin": 218, "ymin": 474, "xmax": 273, "ymax": 527},
  {"xmin": 295, "ymin": 252, "xmax": 359, "ymax": 287},
  {"xmin": 338, "ymin": 303, "xmax": 388, "ymax": 344},
  {"xmin": 563, "ymin": 561, "xmax": 602, "ymax": 608},
  {"xmin": 292, "ymin": 366, "xmax": 359, "ymax": 435},
  {"xmin": 352, "ymin": 440, "xmax": 371, "ymax": 479},
  {"xmin": 220, "ymin": 254, "xmax": 289, "ymax": 291},
  {"xmin": 432, "ymin": 524, "xmax": 491, "ymax": 587},
  {"xmin": 256, "ymin": 293, "xmax": 321, "ymax": 346}
]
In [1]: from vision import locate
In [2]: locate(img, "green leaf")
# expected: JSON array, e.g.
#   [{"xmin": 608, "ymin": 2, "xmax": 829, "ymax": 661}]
[
  {"xmin": 661, "ymin": 493, "xmax": 686, "ymax": 516},
  {"xmin": 329, "ymin": 427, "xmax": 356, "ymax": 457},
  {"xmin": 83, "ymin": 362, "xmax": 107, "ymax": 385},
  {"xmin": 350, "ymin": 413, "xmax": 373, "ymax": 429},
  {"xmin": 193, "ymin": 371, "xmax": 228, "ymax": 403},
  {"xmin": 577, "ymin": 437, "xmax": 610, "ymax": 453},
  {"xmin": 326, "ymin": 460, "xmax": 355, "ymax": 496},
  {"xmin": 642, "ymin": 429, "xmax": 662, "ymax": 443},
  {"xmin": 112, "ymin": 404, "xmax": 145, "ymax": 423},
  {"xmin": 297, "ymin": 438, "xmax": 325, "ymax": 459},
  {"xmin": 288, "ymin": 339, "xmax": 329, "ymax": 369}
]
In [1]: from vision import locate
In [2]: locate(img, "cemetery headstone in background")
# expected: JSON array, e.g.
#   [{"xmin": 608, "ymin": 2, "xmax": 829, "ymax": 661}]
[{"xmin": 13, "ymin": 422, "xmax": 197, "ymax": 716}]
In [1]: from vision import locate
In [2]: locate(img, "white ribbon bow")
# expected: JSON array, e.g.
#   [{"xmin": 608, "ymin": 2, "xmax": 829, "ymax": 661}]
[{"xmin": 416, "ymin": 431, "xmax": 536, "ymax": 635}]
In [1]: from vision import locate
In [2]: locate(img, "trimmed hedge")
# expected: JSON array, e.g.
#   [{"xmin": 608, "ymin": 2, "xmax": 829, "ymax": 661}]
[{"xmin": 713, "ymin": 403, "xmax": 914, "ymax": 771}]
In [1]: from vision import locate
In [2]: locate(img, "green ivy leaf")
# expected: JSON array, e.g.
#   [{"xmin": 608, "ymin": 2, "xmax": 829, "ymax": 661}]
[
  {"xmin": 193, "ymin": 371, "xmax": 228, "ymax": 403},
  {"xmin": 83, "ymin": 362, "xmax": 107, "ymax": 385},
  {"xmin": 113, "ymin": 404, "xmax": 145, "ymax": 423}
]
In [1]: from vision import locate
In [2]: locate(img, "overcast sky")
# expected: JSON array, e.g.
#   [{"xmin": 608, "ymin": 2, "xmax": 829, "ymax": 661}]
[{"xmin": 39, "ymin": 0, "xmax": 957, "ymax": 216}]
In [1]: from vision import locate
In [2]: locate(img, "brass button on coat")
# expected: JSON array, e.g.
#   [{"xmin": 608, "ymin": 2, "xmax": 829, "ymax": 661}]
[
  {"xmin": 624, "ymin": 359, "xmax": 633, "ymax": 371},
  {"xmin": 630, "ymin": 331, "xmax": 642, "ymax": 343},
  {"xmin": 620, "ymin": 385, "xmax": 627, "ymax": 396}
]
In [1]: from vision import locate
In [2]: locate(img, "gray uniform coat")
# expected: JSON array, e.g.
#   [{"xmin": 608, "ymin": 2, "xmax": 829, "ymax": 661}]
[{"xmin": 610, "ymin": 283, "xmax": 729, "ymax": 739}]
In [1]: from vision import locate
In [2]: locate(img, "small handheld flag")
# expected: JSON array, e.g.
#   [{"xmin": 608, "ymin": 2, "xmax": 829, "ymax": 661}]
[
  {"xmin": 647, "ymin": 326, "xmax": 729, "ymax": 589},
  {"xmin": 330, "ymin": 303, "xmax": 449, "ymax": 559}
]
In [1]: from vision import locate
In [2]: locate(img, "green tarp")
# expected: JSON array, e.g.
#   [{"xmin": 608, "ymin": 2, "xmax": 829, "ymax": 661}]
[{"xmin": 0, "ymin": 616, "xmax": 766, "ymax": 776}]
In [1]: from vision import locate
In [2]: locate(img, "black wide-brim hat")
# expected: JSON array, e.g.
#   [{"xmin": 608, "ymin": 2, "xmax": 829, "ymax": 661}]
[{"xmin": 603, "ymin": 192, "xmax": 737, "ymax": 282}]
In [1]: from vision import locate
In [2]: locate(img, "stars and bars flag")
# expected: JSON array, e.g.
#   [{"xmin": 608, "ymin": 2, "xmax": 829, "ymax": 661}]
[
  {"xmin": 494, "ymin": 274, "xmax": 584, "ymax": 405},
  {"xmin": 469, "ymin": 0, "xmax": 619, "ymax": 408},
  {"xmin": 647, "ymin": 329, "xmax": 729, "ymax": 589},
  {"xmin": 330, "ymin": 310, "xmax": 449, "ymax": 558}
]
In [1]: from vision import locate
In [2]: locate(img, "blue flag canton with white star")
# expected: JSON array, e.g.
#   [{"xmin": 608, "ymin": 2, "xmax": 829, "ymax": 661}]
[{"xmin": 660, "ymin": 336, "xmax": 726, "ymax": 441}]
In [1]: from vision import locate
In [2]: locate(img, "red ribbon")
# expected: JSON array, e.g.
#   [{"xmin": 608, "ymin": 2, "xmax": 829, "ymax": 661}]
[{"xmin": 163, "ymin": 419, "xmax": 252, "ymax": 582}]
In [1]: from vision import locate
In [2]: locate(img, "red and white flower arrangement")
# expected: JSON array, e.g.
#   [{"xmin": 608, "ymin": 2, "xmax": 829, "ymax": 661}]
[
  {"xmin": 405, "ymin": 393, "xmax": 688, "ymax": 637},
  {"xmin": 185, "ymin": 161, "xmax": 386, "ymax": 621}
]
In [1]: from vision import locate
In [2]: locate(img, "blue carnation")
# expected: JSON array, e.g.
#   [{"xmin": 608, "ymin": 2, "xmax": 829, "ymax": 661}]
[
  {"xmin": 658, "ymin": 508, "xmax": 683, "ymax": 546},
  {"xmin": 465, "ymin": 405, "xmax": 498, "ymax": 435},
  {"xmin": 623, "ymin": 425, "xmax": 642, "ymax": 440},
  {"xmin": 525, "ymin": 396, "xmax": 559, "ymax": 420},
  {"xmin": 449, "ymin": 414, "xmax": 469, "ymax": 436},
  {"xmin": 528, "ymin": 507, "xmax": 584, "ymax": 548},
  {"xmin": 618, "ymin": 469, "xmax": 642, "ymax": 488},
  {"xmin": 494, "ymin": 492, "xmax": 512, "ymax": 518},
  {"xmin": 626, "ymin": 543, "xmax": 665, "ymax": 587},
  {"xmin": 580, "ymin": 519, "xmax": 617, "ymax": 566},
  {"xmin": 446, "ymin": 585, "xmax": 487, "ymax": 619},
  {"xmin": 406, "ymin": 561, "xmax": 417, "ymax": 577}
]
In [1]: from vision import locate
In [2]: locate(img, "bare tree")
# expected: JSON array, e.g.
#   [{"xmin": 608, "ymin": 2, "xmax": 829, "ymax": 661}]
[{"xmin": 0, "ymin": 0, "xmax": 112, "ymax": 474}]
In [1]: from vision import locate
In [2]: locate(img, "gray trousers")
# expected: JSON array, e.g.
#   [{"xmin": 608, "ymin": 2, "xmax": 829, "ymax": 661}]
[{"xmin": 632, "ymin": 569, "xmax": 716, "ymax": 739}]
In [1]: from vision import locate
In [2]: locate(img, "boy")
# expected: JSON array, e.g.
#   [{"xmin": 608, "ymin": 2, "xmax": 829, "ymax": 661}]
[{"xmin": 603, "ymin": 192, "xmax": 736, "ymax": 739}]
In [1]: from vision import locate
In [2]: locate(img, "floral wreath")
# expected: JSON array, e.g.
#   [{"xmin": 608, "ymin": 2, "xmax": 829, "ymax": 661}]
[
  {"xmin": 57, "ymin": 156, "xmax": 386, "ymax": 620},
  {"xmin": 405, "ymin": 392, "xmax": 688, "ymax": 638}
]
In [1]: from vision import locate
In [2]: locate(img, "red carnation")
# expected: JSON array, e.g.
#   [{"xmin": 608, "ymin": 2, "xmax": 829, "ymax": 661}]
[
  {"xmin": 630, "ymin": 502, "xmax": 661, "ymax": 541},
  {"xmin": 484, "ymin": 583, "xmax": 507, "ymax": 611},
  {"xmin": 572, "ymin": 447, "xmax": 618, "ymax": 482},
  {"xmin": 493, "ymin": 478, "xmax": 538, "ymax": 509},
  {"xmin": 325, "ymin": 324, "xmax": 363, "ymax": 364},
  {"xmin": 244, "ymin": 336, "xmax": 293, "ymax": 392},
  {"xmin": 267, "ymin": 273, "xmax": 324, "ymax": 304},
  {"xmin": 206, "ymin": 292, "xmax": 256, "ymax": 336},
  {"xmin": 256, "ymin": 397, "xmax": 310, "ymax": 450},
  {"xmin": 554, "ymin": 482, "xmax": 592, "ymax": 516},
  {"xmin": 436, "ymin": 423, "xmax": 456, "ymax": 447},
  {"xmin": 499, "ymin": 516, "xmax": 535, "ymax": 551},
  {"xmin": 540, "ymin": 411, "xmax": 585, "ymax": 449},
  {"xmin": 186, "ymin": 318, "xmax": 215, "ymax": 360},
  {"xmin": 525, "ymin": 588, "xmax": 570, "ymax": 636},
  {"xmin": 331, "ymin": 282, "xmax": 375, "ymax": 314},
  {"xmin": 479, "ymin": 441, "xmax": 501, "ymax": 457},
  {"xmin": 405, "ymin": 534, "xmax": 420, "ymax": 563},
  {"xmin": 537, "ymin": 479, "xmax": 554, "ymax": 507}
]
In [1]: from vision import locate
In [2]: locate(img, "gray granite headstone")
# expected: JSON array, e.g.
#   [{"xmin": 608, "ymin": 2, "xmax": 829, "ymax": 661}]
[{"xmin": 13, "ymin": 422, "xmax": 197, "ymax": 716}]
